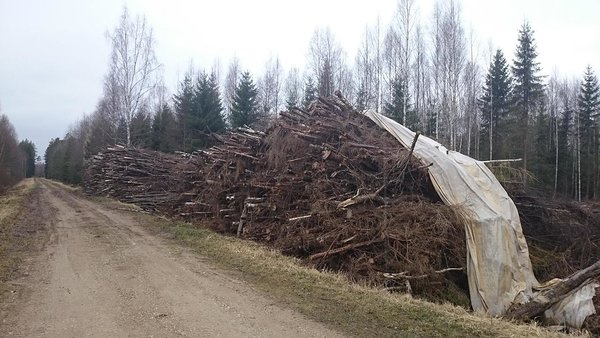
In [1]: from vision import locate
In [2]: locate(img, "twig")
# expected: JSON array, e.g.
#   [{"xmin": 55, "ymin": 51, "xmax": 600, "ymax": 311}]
[
  {"xmin": 482, "ymin": 158, "xmax": 522, "ymax": 164},
  {"xmin": 383, "ymin": 267, "xmax": 464, "ymax": 280},
  {"xmin": 309, "ymin": 237, "xmax": 384, "ymax": 260},
  {"xmin": 288, "ymin": 215, "xmax": 312, "ymax": 222}
]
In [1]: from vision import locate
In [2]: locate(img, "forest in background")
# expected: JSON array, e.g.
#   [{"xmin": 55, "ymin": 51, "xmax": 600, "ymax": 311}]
[
  {"xmin": 40, "ymin": 0, "xmax": 600, "ymax": 201},
  {"xmin": 0, "ymin": 112, "xmax": 37, "ymax": 193}
]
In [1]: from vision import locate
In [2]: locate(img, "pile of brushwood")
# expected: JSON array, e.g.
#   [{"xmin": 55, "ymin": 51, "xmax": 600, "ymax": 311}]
[
  {"xmin": 85, "ymin": 94, "xmax": 468, "ymax": 304},
  {"xmin": 506, "ymin": 187, "xmax": 600, "ymax": 332},
  {"xmin": 84, "ymin": 93, "xmax": 600, "ymax": 331}
]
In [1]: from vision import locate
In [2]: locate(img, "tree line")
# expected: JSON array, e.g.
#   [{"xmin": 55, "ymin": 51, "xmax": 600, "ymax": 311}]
[
  {"xmin": 0, "ymin": 112, "xmax": 37, "ymax": 193},
  {"xmin": 45, "ymin": 1, "xmax": 600, "ymax": 200}
]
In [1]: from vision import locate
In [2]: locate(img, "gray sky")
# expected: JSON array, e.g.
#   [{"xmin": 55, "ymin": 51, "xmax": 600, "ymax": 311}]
[{"xmin": 1, "ymin": 0, "xmax": 599, "ymax": 156}]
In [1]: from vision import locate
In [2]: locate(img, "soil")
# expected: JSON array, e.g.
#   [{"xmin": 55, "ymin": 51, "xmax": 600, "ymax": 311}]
[{"xmin": 0, "ymin": 180, "xmax": 341, "ymax": 337}]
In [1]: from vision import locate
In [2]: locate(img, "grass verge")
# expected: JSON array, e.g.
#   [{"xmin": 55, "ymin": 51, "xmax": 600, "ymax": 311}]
[
  {"xmin": 117, "ymin": 207, "xmax": 574, "ymax": 338},
  {"xmin": 0, "ymin": 179, "xmax": 37, "ymax": 295}
]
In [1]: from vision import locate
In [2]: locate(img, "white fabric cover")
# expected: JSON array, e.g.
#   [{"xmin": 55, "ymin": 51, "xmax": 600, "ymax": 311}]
[{"xmin": 363, "ymin": 110, "xmax": 596, "ymax": 327}]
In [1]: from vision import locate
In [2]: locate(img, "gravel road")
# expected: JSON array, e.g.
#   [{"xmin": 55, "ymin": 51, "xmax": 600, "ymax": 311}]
[{"xmin": 0, "ymin": 180, "xmax": 341, "ymax": 338}]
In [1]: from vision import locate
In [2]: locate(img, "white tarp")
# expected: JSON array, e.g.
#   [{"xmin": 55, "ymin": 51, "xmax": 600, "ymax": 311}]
[{"xmin": 364, "ymin": 110, "xmax": 596, "ymax": 327}]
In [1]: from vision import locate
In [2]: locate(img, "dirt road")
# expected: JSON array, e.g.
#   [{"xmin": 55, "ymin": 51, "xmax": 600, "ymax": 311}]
[{"xmin": 0, "ymin": 180, "xmax": 342, "ymax": 337}]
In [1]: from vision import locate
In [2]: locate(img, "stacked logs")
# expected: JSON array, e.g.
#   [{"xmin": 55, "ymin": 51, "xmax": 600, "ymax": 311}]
[{"xmin": 84, "ymin": 145, "xmax": 196, "ymax": 211}]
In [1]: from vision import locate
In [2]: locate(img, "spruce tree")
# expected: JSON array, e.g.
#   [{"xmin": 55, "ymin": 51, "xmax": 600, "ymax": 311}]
[
  {"xmin": 426, "ymin": 108, "xmax": 437, "ymax": 138},
  {"xmin": 188, "ymin": 72, "xmax": 226, "ymax": 149},
  {"xmin": 285, "ymin": 89, "xmax": 300, "ymax": 110},
  {"xmin": 479, "ymin": 49, "xmax": 512, "ymax": 160},
  {"xmin": 530, "ymin": 103, "xmax": 554, "ymax": 188},
  {"xmin": 384, "ymin": 77, "xmax": 417, "ymax": 130},
  {"xmin": 318, "ymin": 59, "xmax": 333, "ymax": 97},
  {"xmin": 302, "ymin": 77, "xmax": 317, "ymax": 110},
  {"xmin": 355, "ymin": 81, "xmax": 369, "ymax": 112},
  {"xmin": 173, "ymin": 74, "xmax": 195, "ymax": 150},
  {"xmin": 558, "ymin": 96, "xmax": 575, "ymax": 197},
  {"xmin": 130, "ymin": 111, "xmax": 152, "ymax": 148},
  {"xmin": 577, "ymin": 66, "xmax": 600, "ymax": 198},
  {"xmin": 150, "ymin": 103, "xmax": 177, "ymax": 153},
  {"xmin": 230, "ymin": 71, "xmax": 259, "ymax": 128},
  {"xmin": 511, "ymin": 22, "xmax": 544, "ymax": 175}
]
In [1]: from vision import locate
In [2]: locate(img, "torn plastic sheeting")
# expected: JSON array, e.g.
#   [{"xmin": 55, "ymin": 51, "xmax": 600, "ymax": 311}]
[
  {"xmin": 363, "ymin": 110, "xmax": 596, "ymax": 328},
  {"xmin": 545, "ymin": 282, "xmax": 598, "ymax": 328}
]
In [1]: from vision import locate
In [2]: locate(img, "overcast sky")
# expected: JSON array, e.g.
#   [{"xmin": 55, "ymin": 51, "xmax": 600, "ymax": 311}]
[{"xmin": 1, "ymin": 0, "xmax": 599, "ymax": 155}]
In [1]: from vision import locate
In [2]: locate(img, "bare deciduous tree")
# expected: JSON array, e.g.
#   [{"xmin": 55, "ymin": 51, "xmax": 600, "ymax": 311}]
[
  {"xmin": 383, "ymin": 26, "xmax": 400, "ymax": 105},
  {"xmin": 412, "ymin": 24, "xmax": 428, "ymax": 130},
  {"xmin": 547, "ymin": 71, "xmax": 561, "ymax": 196},
  {"xmin": 106, "ymin": 6, "xmax": 160, "ymax": 147},
  {"xmin": 430, "ymin": 0, "xmax": 466, "ymax": 149},
  {"xmin": 396, "ymin": 0, "xmax": 416, "ymax": 126},
  {"xmin": 462, "ymin": 27, "xmax": 482, "ymax": 156},
  {"xmin": 308, "ymin": 27, "xmax": 345, "ymax": 97},
  {"xmin": 259, "ymin": 56, "xmax": 283, "ymax": 116},
  {"xmin": 224, "ymin": 56, "xmax": 241, "ymax": 122},
  {"xmin": 0, "ymin": 113, "xmax": 25, "ymax": 191},
  {"xmin": 355, "ymin": 25, "xmax": 379, "ymax": 110}
]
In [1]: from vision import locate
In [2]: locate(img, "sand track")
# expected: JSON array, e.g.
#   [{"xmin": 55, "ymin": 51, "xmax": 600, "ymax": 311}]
[{"xmin": 0, "ymin": 180, "xmax": 340, "ymax": 337}]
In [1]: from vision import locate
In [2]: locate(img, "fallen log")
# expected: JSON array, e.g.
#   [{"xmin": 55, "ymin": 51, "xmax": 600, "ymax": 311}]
[{"xmin": 505, "ymin": 259, "xmax": 600, "ymax": 322}]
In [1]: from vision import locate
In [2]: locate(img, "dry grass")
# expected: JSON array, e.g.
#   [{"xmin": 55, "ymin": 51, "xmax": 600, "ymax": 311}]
[
  {"xmin": 119, "ymin": 207, "xmax": 582, "ymax": 337},
  {"xmin": 0, "ymin": 179, "xmax": 37, "ymax": 295}
]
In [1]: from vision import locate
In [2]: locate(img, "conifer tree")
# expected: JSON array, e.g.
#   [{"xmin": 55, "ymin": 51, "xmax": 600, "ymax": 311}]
[
  {"xmin": 285, "ymin": 89, "xmax": 300, "ymax": 110},
  {"xmin": 173, "ymin": 73, "xmax": 195, "ymax": 150},
  {"xmin": 479, "ymin": 49, "xmax": 512, "ymax": 160},
  {"xmin": 150, "ymin": 103, "xmax": 177, "ymax": 152},
  {"xmin": 511, "ymin": 22, "xmax": 544, "ymax": 175},
  {"xmin": 302, "ymin": 77, "xmax": 317, "ymax": 110},
  {"xmin": 230, "ymin": 71, "xmax": 259, "ymax": 128},
  {"xmin": 557, "ymin": 87, "xmax": 576, "ymax": 197},
  {"xmin": 130, "ymin": 110, "xmax": 152, "ymax": 148},
  {"xmin": 384, "ymin": 77, "xmax": 417, "ymax": 130},
  {"xmin": 577, "ymin": 66, "xmax": 600, "ymax": 198},
  {"xmin": 188, "ymin": 72, "xmax": 226, "ymax": 149},
  {"xmin": 355, "ymin": 81, "xmax": 369, "ymax": 112},
  {"xmin": 318, "ymin": 59, "xmax": 333, "ymax": 97}
]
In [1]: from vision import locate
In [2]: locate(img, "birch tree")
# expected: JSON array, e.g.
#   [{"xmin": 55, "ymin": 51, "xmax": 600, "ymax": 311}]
[
  {"xmin": 308, "ymin": 27, "xmax": 344, "ymax": 97},
  {"xmin": 430, "ymin": 0, "xmax": 466, "ymax": 148},
  {"xmin": 355, "ymin": 26, "xmax": 376, "ymax": 111},
  {"xmin": 259, "ymin": 56, "xmax": 283, "ymax": 116},
  {"xmin": 106, "ymin": 6, "xmax": 160, "ymax": 147},
  {"xmin": 396, "ymin": 0, "xmax": 416, "ymax": 126},
  {"xmin": 546, "ymin": 71, "xmax": 561, "ymax": 196},
  {"xmin": 429, "ymin": 2, "xmax": 443, "ymax": 139},
  {"xmin": 442, "ymin": 0, "xmax": 466, "ymax": 150},
  {"xmin": 412, "ymin": 24, "xmax": 428, "ymax": 130},
  {"xmin": 224, "ymin": 57, "xmax": 241, "ymax": 122}
]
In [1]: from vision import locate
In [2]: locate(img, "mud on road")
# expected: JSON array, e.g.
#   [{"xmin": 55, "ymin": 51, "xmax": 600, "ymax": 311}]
[{"xmin": 0, "ymin": 180, "xmax": 341, "ymax": 337}]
